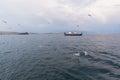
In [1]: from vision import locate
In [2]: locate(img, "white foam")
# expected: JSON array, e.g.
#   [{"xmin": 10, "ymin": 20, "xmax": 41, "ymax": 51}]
[
  {"xmin": 74, "ymin": 52, "xmax": 80, "ymax": 56},
  {"xmin": 84, "ymin": 51, "xmax": 88, "ymax": 56}
]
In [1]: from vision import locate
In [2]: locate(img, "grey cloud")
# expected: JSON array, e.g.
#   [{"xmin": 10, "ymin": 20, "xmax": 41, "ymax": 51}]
[{"xmin": 0, "ymin": 0, "xmax": 120, "ymax": 33}]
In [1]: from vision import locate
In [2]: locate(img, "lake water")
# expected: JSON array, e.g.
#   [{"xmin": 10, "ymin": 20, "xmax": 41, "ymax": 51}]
[{"xmin": 0, "ymin": 34, "xmax": 120, "ymax": 80}]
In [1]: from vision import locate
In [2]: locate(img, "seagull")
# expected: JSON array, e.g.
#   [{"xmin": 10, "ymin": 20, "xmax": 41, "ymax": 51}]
[
  {"xmin": 88, "ymin": 14, "xmax": 92, "ymax": 17},
  {"xmin": 18, "ymin": 24, "xmax": 21, "ymax": 26},
  {"xmin": 77, "ymin": 25, "xmax": 79, "ymax": 27},
  {"xmin": 2, "ymin": 20, "xmax": 7, "ymax": 23}
]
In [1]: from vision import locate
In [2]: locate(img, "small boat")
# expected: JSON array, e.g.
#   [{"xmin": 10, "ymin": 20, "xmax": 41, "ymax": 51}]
[{"xmin": 64, "ymin": 32, "xmax": 82, "ymax": 36}]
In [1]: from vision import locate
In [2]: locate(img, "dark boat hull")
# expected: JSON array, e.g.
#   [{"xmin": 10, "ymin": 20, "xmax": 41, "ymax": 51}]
[
  {"xmin": 18, "ymin": 32, "xmax": 29, "ymax": 35},
  {"xmin": 64, "ymin": 32, "xmax": 82, "ymax": 36}
]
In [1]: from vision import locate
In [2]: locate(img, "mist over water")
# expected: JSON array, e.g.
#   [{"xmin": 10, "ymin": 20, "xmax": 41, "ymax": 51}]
[{"xmin": 0, "ymin": 34, "xmax": 120, "ymax": 80}]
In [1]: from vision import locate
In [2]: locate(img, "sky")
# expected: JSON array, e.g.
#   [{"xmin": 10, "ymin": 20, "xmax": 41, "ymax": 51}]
[{"xmin": 0, "ymin": 0, "xmax": 120, "ymax": 33}]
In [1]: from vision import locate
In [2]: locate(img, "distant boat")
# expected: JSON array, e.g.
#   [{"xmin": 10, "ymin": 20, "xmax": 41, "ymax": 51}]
[
  {"xmin": 18, "ymin": 32, "xmax": 29, "ymax": 35},
  {"xmin": 64, "ymin": 32, "xmax": 82, "ymax": 36}
]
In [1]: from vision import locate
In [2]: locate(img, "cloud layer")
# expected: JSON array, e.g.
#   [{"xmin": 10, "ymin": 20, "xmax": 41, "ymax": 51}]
[{"xmin": 0, "ymin": 0, "xmax": 120, "ymax": 33}]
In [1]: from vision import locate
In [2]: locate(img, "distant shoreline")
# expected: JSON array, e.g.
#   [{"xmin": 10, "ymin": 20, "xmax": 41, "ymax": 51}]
[{"xmin": 0, "ymin": 31, "xmax": 29, "ymax": 35}]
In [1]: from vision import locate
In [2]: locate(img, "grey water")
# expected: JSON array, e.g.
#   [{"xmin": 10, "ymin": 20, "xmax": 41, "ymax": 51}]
[{"xmin": 0, "ymin": 34, "xmax": 120, "ymax": 80}]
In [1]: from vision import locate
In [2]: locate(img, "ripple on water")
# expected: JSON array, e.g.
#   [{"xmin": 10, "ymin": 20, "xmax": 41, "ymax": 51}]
[{"xmin": 0, "ymin": 34, "xmax": 120, "ymax": 80}]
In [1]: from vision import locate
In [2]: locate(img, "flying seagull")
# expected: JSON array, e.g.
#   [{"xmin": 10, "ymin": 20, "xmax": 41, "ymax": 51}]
[
  {"xmin": 2, "ymin": 20, "xmax": 7, "ymax": 23},
  {"xmin": 18, "ymin": 24, "xmax": 21, "ymax": 26},
  {"xmin": 88, "ymin": 14, "xmax": 92, "ymax": 17},
  {"xmin": 77, "ymin": 25, "xmax": 79, "ymax": 27}
]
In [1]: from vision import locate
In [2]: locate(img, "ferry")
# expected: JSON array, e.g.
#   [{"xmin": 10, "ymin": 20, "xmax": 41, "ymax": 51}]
[{"xmin": 64, "ymin": 32, "xmax": 82, "ymax": 36}]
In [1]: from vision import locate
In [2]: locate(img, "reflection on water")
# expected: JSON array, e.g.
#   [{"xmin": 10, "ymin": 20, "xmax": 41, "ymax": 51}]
[{"xmin": 0, "ymin": 34, "xmax": 120, "ymax": 80}]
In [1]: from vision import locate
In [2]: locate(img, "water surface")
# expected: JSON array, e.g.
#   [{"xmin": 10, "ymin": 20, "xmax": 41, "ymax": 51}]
[{"xmin": 0, "ymin": 34, "xmax": 120, "ymax": 80}]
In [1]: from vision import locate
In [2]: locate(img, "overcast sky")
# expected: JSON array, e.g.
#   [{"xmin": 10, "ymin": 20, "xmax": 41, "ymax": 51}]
[{"xmin": 0, "ymin": 0, "xmax": 120, "ymax": 33}]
